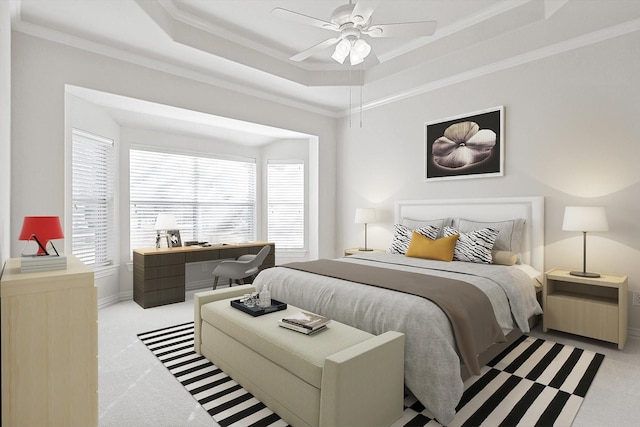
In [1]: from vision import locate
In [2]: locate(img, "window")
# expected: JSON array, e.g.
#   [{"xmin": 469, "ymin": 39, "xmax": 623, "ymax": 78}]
[
  {"xmin": 267, "ymin": 161, "xmax": 304, "ymax": 250},
  {"xmin": 71, "ymin": 128, "xmax": 115, "ymax": 267},
  {"xmin": 130, "ymin": 149, "xmax": 256, "ymax": 250}
]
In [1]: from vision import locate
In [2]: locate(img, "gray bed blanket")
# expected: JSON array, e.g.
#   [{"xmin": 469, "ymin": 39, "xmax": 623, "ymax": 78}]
[
  {"xmin": 252, "ymin": 252, "xmax": 542, "ymax": 424},
  {"xmin": 281, "ymin": 259, "xmax": 505, "ymax": 375}
]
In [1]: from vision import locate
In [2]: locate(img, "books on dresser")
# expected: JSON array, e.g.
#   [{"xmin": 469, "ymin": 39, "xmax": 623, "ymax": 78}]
[
  {"xmin": 20, "ymin": 254, "xmax": 67, "ymax": 273},
  {"xmin": 279, "ymin": 311, "xmax": 331, "ymax": 335}
]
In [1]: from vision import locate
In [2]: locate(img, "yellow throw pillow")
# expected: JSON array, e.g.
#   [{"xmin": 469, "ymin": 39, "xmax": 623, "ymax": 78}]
[{"xmin": 406, "ymin": 232, "xmax": 459, "ymax": 262}]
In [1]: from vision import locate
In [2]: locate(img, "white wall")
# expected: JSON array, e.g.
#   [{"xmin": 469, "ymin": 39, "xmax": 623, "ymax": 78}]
[
  {"xmin": 338, "ymin": 32, "xmax": 640, "ymax": 331},
  {"xmin": 10, "ymin": 32, "xmax": 337, "ymax": 257},
  {"xmin": 0, "ymin": 1, "xmax": 11, "ymax": 264}
]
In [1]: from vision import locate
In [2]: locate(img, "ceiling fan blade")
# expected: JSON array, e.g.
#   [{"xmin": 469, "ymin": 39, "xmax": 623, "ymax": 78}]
[
  {"xmin": 350, "ymin": 0, "xmax": 381, "ymax": 25},
  {"xmin": 290, "ymin": 38, "xmax": 341, "ymax": 62},
  {"xmin": 365, "ymin": 21, "xmax": 438, "ymax": 37},
  {"xmin": 272, "ymin": 7, "xmax": 339, "ymax": 31}
]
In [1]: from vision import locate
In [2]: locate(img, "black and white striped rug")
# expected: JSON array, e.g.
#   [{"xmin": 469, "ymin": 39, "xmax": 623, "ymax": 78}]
[{"xmin": 138, "ymin": 323, "xmax": 603, "ymax": 427}]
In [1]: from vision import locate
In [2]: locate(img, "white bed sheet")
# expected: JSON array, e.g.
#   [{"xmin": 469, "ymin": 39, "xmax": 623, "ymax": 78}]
[{"xmin": 252, "ymin": 252, "xmax": 542, "ymax": 424}]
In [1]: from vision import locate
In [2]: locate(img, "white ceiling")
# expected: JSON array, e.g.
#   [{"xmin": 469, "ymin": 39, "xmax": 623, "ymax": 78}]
[{"xmin": 11, "ymin": 0, "xmax": 640, "ymax": 142}]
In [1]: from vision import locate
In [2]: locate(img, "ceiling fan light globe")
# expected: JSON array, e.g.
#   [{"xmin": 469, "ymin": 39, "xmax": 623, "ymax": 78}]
[
  {"xmin": 332, "ymin": 52, "xmax": 348, "ymax": 64},
  {"xmin": 335, "ymin": 39, "xmax": 351, "ymax": 55},
  {"xmin": 332, "ymin": 50, "xmax": 348, "ymax": 64},
  {"xmin": 353, "ymin": 39, "xmax": 371, "ymax": 58},
  {"xmin": 349, "ymin": 50, "xmax": 364, "ymax": 65},
  {"xmin": 332, "ymin": 39, "xmax": 351, "ymax": 64}
]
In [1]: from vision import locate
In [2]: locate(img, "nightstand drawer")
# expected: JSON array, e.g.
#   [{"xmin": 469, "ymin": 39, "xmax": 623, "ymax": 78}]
[{"xmin": 545, "ymin": 293, "xmax": 618, "ymax": 342}]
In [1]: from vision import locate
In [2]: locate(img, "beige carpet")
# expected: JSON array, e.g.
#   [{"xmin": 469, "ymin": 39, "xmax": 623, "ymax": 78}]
[{"xmin": 98, "ymin": 288, "xmax": 640, "ymax": 427}]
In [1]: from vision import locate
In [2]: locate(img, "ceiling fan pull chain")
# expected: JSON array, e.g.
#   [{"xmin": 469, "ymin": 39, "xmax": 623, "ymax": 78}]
[
  {"xmin": 349, "ymin": 64, "xmax": 353, "ymax": 128},
  {"xmin": 360, "ymin": 65, "xmax": 364, "ymax": 128}
]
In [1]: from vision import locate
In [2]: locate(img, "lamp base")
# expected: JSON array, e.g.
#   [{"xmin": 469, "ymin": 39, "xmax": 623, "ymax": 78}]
[
  {"xmin": 358, "ymin": 248, "xmax": 374, "ymax": 252},
  {"xmin": 569, "ymin": 271, "xmax": 601, "ymax": 278}
]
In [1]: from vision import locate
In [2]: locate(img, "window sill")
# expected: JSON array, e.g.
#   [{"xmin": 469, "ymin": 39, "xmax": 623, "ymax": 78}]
[{"xmin": 276, "ymin": 249, "xmax": 308, "ymax": 258}]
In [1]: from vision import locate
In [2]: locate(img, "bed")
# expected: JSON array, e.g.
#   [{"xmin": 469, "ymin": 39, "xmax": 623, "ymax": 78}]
[{"xmin": 252, "ymin": 196, "xmax": 544, "ymax": 425}]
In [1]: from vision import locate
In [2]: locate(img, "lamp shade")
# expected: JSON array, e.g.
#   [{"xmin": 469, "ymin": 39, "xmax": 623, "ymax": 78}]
[
  {"xmin": 19, "ymin": 216, "xmax": 64, "ymax": 255},
  {"xmin": 355, "ymin": 208, "xmax": 376, "ymax": 224},
  {"xmin": 562, "ymin": 206, "xmax": 608, "ymax": 232},
  {"xmin": 154, "ymin": 213, "xmax": 178, "ymax": 230}
]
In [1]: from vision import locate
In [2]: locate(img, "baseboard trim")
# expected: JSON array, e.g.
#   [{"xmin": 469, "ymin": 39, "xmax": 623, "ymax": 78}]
[
  {"xmin": 98, "ymin": 294, "xmax": 120, "ymax": 309},
  {"xmin": 98, "ymin": 290, "xmax": 133, "ymax": 309},
  {"xmin": 186, "ymin": 279, "xmax": 216, "ymax": 291}
]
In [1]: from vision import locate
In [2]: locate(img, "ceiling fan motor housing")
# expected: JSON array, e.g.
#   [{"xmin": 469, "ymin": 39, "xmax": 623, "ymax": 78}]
[{"xmin": 340, "ymin": 27, "xmax": 362, "ymax": 42}]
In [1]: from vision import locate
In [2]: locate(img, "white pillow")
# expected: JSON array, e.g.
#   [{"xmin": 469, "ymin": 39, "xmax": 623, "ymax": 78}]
[
  {"xmin": 401, "ymin": 217, "xmax": 452, "ymax": 237},
  {"xmin": 452, "ymin": 218, "xmax": 526, "ymax": 254}
]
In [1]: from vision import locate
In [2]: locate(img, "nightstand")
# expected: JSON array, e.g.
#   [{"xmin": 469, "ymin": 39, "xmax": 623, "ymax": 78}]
[
  {"xmin": 344, "ymin": 248, "xmax": 386, "ymax": 256},
  {"xmin": 543, "ymin": 268, "xmax": 628, "ymax": 349}
]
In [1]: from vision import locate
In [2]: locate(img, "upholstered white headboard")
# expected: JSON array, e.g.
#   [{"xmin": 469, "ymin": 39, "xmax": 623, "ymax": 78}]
[{"xmin": 395, "ymin": 197, "xmax": 544, "ymax": 272}]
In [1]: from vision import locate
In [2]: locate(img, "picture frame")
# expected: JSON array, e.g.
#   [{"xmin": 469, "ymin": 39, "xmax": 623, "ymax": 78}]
[
  {"xmin": 424, "ymin": 106, "xmax": 504, "ymax": 181},
  {"xmin": 166, "ymin": 230, "xmax": 182, "ymax": 248}
]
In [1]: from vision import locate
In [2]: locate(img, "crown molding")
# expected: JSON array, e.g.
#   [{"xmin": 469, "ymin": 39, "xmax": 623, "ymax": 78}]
[
  {"xmin": 11, "ymin": 15, "xmax": 341, "ymax": 118},
  {"xmin": 157, "ymin": 0, "xmax": 285, "ymax": 62},
  {"xmin": 10, "ymin": 1, "xmax": 640, "ymax": 121},
  {"xmin": 348, "ymin": 17, "xmax": 640, "ymax": 117},
  {"xmin": 378, "ymin": 0, "xmax": 531, "ymax": 62}
]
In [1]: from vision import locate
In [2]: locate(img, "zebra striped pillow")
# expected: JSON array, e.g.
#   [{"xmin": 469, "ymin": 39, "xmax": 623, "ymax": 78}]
[
  {"xmin": 389, "ymin": 224, "xmax": 439, "ymax": 255},
  {"xmin": 443, "ymin": 226, "xmax": 499, "ymax": 264}
]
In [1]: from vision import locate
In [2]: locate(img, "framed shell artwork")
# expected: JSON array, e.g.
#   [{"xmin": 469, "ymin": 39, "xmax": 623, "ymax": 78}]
[{"xmin": 424, "ymin": 106, "xmax": 504, "ymax": 181}]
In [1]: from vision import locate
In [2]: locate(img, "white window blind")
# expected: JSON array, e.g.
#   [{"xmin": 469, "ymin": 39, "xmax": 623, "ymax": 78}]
[
  {"xmin": 267, "ymin": 161, "xmax": 304, "ymax": 249},
  {"xmin": 130, "ymin": 149, "xmax": 256, "ymax": 250},
  {"xmin": 71, "ymin": 128, "xmax": 115, "ymax": 267}
]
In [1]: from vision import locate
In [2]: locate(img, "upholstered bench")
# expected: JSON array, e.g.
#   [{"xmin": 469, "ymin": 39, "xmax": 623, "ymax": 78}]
[{"xmin": 194, "ymin": 285, "xmax": 405, "ymax": 427}]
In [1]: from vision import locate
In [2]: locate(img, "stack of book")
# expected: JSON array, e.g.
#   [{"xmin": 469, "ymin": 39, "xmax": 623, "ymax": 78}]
[
  {"xmin": 279, "ymin": 311, "xmax": 331, "ymax": 335},
  {"xmin": 21, "ymin": 254, "xmax": 67, "ymax": 273}
]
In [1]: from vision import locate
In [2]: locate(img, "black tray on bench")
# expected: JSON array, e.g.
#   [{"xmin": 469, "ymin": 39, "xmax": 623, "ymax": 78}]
[{"xmin": 230, "ymin": 298, "xmax": 287, "ymax": 317}]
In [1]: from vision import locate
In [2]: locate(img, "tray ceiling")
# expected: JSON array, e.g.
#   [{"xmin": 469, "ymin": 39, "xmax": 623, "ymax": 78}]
[{"xmin": 12, "ymin": 0, "xmax": 640, "ymax": 116}]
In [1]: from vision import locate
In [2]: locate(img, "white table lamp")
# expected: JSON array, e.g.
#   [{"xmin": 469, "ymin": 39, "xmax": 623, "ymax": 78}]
[
  {"xmin": 562, "ymin": 206, "xmax": 608, "ymax": 278},
  {"xmin": 154, "ymin": 213, "xmax": 178, "ymax": 248},
  {"xmin": 355, "ymin": 208, "xmax": 376, "ymax": 251}
]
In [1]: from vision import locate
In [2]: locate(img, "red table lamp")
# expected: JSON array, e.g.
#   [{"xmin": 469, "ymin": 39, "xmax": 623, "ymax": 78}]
[{"xmin": 19, "ymin": 216, "xmax": 64, "ymax": 256}]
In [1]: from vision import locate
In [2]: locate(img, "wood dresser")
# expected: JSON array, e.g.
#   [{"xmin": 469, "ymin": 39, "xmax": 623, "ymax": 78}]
[
  {"xmin": 1, "ymin": 255, "xmax": 98, "ymax": 426},
  {"xmin": 133, "ymin": 242, "xmax": 275, "ymax": 308}
]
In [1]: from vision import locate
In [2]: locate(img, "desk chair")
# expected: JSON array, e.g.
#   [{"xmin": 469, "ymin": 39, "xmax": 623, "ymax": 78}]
[{"xmin": 212, "ymin": 245, "xmax": 271, "ymax": 290}]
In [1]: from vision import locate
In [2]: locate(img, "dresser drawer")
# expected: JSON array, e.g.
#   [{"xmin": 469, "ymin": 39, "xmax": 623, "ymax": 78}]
[{"xmin": 135, "ymin": 252, "xmax": 185, "ymax": 268}]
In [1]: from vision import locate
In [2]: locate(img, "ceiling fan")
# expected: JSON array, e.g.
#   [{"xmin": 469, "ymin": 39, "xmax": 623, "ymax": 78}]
[{"xmin": 272, "ymin": 0, "xmax": 437, "ymax": 66}]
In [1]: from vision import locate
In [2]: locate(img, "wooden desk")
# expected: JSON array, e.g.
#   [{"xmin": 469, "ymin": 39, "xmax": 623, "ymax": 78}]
[
  {"xmin": 133, "ymin": 242, "xmax": 275, "ymax": 308},
  {"xmin": 1, "ymin": 255, "xmax": 98, "ymax": 426}
]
